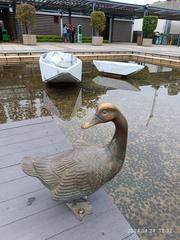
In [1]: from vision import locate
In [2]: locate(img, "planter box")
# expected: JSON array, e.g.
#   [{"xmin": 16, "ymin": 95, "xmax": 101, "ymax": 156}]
[
  {"xmin": 92, "ymin": 36, "xmax": 103, "ymax": 46},
  {"xmin": 142, "ymin": 38, "xmax": 152, "ymax": 47},
  {"xmin": 22, "ymin": 34, "xmax": 37, "ymax": 45}
]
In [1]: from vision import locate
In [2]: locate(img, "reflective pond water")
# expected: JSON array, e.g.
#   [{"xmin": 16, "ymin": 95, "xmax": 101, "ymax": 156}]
[{"xmin": 0, "ymin": 62, "xmax": 179, "ymax": 239}]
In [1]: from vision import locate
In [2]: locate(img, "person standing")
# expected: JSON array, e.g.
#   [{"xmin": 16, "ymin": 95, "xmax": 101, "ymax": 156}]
[
  {"xmin": 63, "ymin": 24, "xmax": 68, "ymax": 43},
  {"xmin": 71, "ymin": 25, "xmax": 76, "ymax": 43},
  {"xmin": 67, "ymin": 24, "xmax": 72, "ymax": 43},
  {"xmin": 0, "ymin": 21, "xmax": 3, "ymax": 41}
]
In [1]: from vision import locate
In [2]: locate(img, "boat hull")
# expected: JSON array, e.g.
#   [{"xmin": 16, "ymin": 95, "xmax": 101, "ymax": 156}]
[
  {"xmin": 39, "ymin": 52, "xmax": 82, "ymax": 83},
  {"xmin": 43, "ymin": 72, "xmax": 82, "ymax": 83},
  {"xmin": 93, "ymin": 60, "xmax": 144, "ymax": 76}
]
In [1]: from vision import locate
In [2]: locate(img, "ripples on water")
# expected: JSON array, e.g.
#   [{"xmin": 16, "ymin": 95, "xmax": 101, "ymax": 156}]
[{"xmin": 0, "ymin": 62, "xmax": 179, "ymax": 239}]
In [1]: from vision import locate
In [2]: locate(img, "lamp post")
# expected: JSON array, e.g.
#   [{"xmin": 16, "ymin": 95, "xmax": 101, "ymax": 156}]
[
  {"xmin": 108, "ymin": 16, "xmax": 114, "ymax": 43},
  {"xmin": 59, "ymin": 10, "xmax": 63, "ymax": 38},
  {"xmin": 144, "ymin": 4, "xmax": 149, "ymax": 17},
  {"xmin": 68, "ymin": 9, "xmax": 72, "ymax": 24},
  {"xmin": 92, "ymin": 2, "xmax": 96, "ymax": 36}
]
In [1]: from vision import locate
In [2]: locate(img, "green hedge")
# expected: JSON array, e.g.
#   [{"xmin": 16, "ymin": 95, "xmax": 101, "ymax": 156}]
[
  {"xmin": 143, "ymin": 16, "xmax": 158, "ymax": 38},
  {"xmin": 82, "ymin": 36, "xmax": 92, "ymax": 42},
  {"xmin": 37, "ymin": 35, "xmax": 63, "ymax": 42},
  {"xmin": 82, "ymin": 36, "xmax": 108, "ymax": 43},
  {"xmin": 37, "ymin": 35, "xmax": 108, "ymax": 43}
]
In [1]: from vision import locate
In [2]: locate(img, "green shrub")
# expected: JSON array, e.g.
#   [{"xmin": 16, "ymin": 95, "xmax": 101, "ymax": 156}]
[
  {"xmin": 36, "ymin": 35, "xmax": 108, "ymax": 43},
  {"xmin": 37, "ymin": 35, "xmax": 63, "ymax": 42},
  {"xmin": 82, "ymin": 36, "xmax": 92, "ymax": 43},
  {"xmin": 90, "ymin": 11, "xmax": 106, "ymax": 36},
  {"xmin": 103, "ymin": 40, "xmax": 108, "ymax": 43},
  {"xmin": 143, "ymin": 15, "xmax": 158, "ymax": 38},
  {"xmin": 82, "ymin": 36, "xmax": 108, "ymax": 43}
]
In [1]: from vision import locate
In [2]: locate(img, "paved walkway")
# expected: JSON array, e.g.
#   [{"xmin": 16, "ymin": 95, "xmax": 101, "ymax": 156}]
[{"xmin": 0, "ymin": 42, "xmax": 180, "ymax": 57}]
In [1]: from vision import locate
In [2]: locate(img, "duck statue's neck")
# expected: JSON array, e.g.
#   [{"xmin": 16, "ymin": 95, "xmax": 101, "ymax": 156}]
[{"xmin": 108, "ymin": 111, "xmax": 128, "ymax": 162}]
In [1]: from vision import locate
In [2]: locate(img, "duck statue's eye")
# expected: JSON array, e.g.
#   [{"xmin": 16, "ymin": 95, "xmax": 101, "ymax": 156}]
[{"xmin": 102, "ymin": 110, "xmax": 107, "ymax": 114}]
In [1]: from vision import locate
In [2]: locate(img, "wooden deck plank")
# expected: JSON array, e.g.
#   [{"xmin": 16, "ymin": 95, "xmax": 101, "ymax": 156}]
[
  {"xmin": 1, "ymin": 50, "xmax": 180, "ymax": 67},
  {"xmin": 0, "ymin": 133, "xmax": 71, "ymax": 158},
  {"xmin": 0, "ymin": 118, "xmax": 71, "ymax": 158},
  {"xmin": 0, "ymin": 145, "xmax": 71, "ymax": 169},
  {"xmin": 0, "ymin": 190, "xmax": 136, "ymax": 240},
  {"xmin": 0, "ymin": 120, "xmax": 57, "ymax": 139},
  {"xmin": 0, "ymin": 188, "xmax": 55, "ymax": 226},
  {"xmin": 0, "ymin": 164, "xmax": 25, "ymax": 184},
  {"xmin": 123, "ymin": 234, "xmax": 139, "ymax": 240},
  {"xmin": 0, "ymin": 177, "xmax": 43, "ymax": 203},
  {"xmin": 0, "ymin": 116, "xmax": 53, "ymax": 131},
  {"xmin": 0, "ymin": 117, "xmax": 139, "ymax": 240},
  {"xmin": 0, "ymin": 151, "xmax": 66, "ymax": 184},
  {"xmin": 48, "ymin": 208, "xmax": 137, "ymax": 240},
  {"xmin": 0, "ymin": 125, "xmax": 62, "ymax": 146},
  {"xmin": 0, "ymin": 119, "xmax": 72, "ymax": 169}
]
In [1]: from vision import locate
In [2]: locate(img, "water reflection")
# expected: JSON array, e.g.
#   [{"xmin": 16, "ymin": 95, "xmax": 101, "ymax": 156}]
[
  {"xmin": 0, "ymin": 62, "xmax": 180, "ymax": 240},
  {"xmin": 0, "ymin": 84, "xmax": 50, "ymax": 123},
  {"xmin": 144, "ymin": 64, "xmax": 172, "ymax": 73},
  {"xmin": 0, "ymin": 63, "xmax": 107, "ymax": 121},
  {"xmin": 93, "ymin": 76, "xmax": 140, "ymax": 91},
  {"xmin": 0, "ymin": 63, "xmax": 180, "ymax": 123},
  {"xmin": 166, "ymin": 83, "xmax": 180, "ymax": 95},
  {"xmin": 146, "ymin": 86, "xmax": 159, "ymax": 127},
  {"xmin": 42, "ymin": 88, "xmax": 82, "ymax": 119}
]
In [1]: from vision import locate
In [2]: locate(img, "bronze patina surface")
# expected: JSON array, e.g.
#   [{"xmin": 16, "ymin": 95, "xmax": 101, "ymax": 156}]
[{"xmin": 22, "ymin": 103, "xmax": 128, "ymax": 220}]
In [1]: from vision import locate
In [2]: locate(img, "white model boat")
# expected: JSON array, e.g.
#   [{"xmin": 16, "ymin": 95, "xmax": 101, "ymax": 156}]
[
  {"xmin": 93, "ymin": 60, "xmax": 144, "ymax": 76},
  {"xmin": 39, "ymin": 51, "xmax": 82, "ymax": 83}
]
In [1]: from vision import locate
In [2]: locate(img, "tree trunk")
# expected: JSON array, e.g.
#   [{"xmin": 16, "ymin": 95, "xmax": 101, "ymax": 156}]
[{"xmin": 25, "ymin": 24, "xmax": 28, "ymax": 34}]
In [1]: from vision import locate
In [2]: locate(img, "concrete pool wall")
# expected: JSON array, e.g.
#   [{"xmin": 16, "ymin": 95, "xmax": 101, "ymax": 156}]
[{"xmin": 0, "ymin": 43, "xmax": 180, "ymax": 68}]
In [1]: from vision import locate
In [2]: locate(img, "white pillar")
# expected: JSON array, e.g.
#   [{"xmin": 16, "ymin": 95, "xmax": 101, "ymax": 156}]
[
  {"xmin": 108, "ymin": 17, "xmax": 113, "ymax": 43},
  {"xmin": 164, "ymin": 20, "xmax": 171, "ymax": 34},
  {"xmin": 60, "ymin": 15, "xmax": 63, "ymax": 37},
  {"xmin": 130, "ymin": 20, "xmax": 134, "ymax": 43}
]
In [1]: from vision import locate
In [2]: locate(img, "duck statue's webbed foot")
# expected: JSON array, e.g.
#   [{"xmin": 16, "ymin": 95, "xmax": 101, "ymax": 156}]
[{"xmin": 66, "ymin": 198, "xmax": 92, "ymax": 221}]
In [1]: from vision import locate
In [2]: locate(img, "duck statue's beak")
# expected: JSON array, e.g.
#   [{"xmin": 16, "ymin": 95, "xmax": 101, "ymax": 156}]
[{"xmin": 81, "ymin": 114, "xmax": 103, "ymax": 129}]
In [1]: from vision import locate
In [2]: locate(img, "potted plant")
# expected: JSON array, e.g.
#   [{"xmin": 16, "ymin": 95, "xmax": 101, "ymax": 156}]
[
  {"xmin": 142, "ymin": 15, "xmax": 158, "ymax": 46},
  {"xmin": 16, "ymin": 3, "xmax": 36, "ymax": 45},
  {"xmin": 91, "ymin": 11, "xmax": 106, "ymax": 46}
]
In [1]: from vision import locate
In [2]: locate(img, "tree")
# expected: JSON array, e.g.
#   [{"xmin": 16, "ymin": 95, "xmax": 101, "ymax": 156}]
[
  {"xmin": 90, "ymin": 11, "xmax": 106, "ymax": 36},
  {"xmin": 16, "ymin": 3, "xmax": 36, "ymax": 34},
  {"xmin": 143, "ymin": 15, "xmax": 158, "ymax": 38}
]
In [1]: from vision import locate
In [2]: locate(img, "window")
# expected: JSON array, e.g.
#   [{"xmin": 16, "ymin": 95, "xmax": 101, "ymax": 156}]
[{"xmin": 54, "ymin": 16, "xmax": 59, "ymax": 24}]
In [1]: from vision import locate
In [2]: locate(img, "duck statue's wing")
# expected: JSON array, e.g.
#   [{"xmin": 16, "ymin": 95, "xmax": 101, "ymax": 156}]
[{"xmin": 31, "ymin": 145, "xmax": 109, "ymax": 201}]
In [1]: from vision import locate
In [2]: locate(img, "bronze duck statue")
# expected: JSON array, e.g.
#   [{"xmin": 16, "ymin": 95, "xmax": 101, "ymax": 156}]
[{"xmin": 22, "ymin": 103, "xmax": 128, "ymax": 220}]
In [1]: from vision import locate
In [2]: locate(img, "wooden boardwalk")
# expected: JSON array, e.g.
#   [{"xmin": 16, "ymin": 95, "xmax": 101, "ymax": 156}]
[
  {"xmin": 0, "ymin": 42, "xmax": 180, "ymax": 67},
  {"xmin": 0, "ymin": 51, "xmax": 180, "ymax": 68},
  {"xmin": 0, "ymin": 117, "xmax": 139, "ymax": 240}
]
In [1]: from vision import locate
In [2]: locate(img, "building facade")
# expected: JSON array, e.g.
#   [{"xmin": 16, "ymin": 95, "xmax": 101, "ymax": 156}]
[
  {"xmin": 0, "ymin": 5, "xmax": 17, "ymax": 42},
  {"xmin": 25, "ymin": 12, "xmax": 133, "ymax": 43},
  {"xmin": 0, "ymin": 6, "xmax": 133, "ymax": 43},
  {"xmin": 1, "ymin": 0, "xmax": 180, "ymax": 44},
  {"xmin": 133, "ymin": 0, "xmax": 180, "ymax": 43}
]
